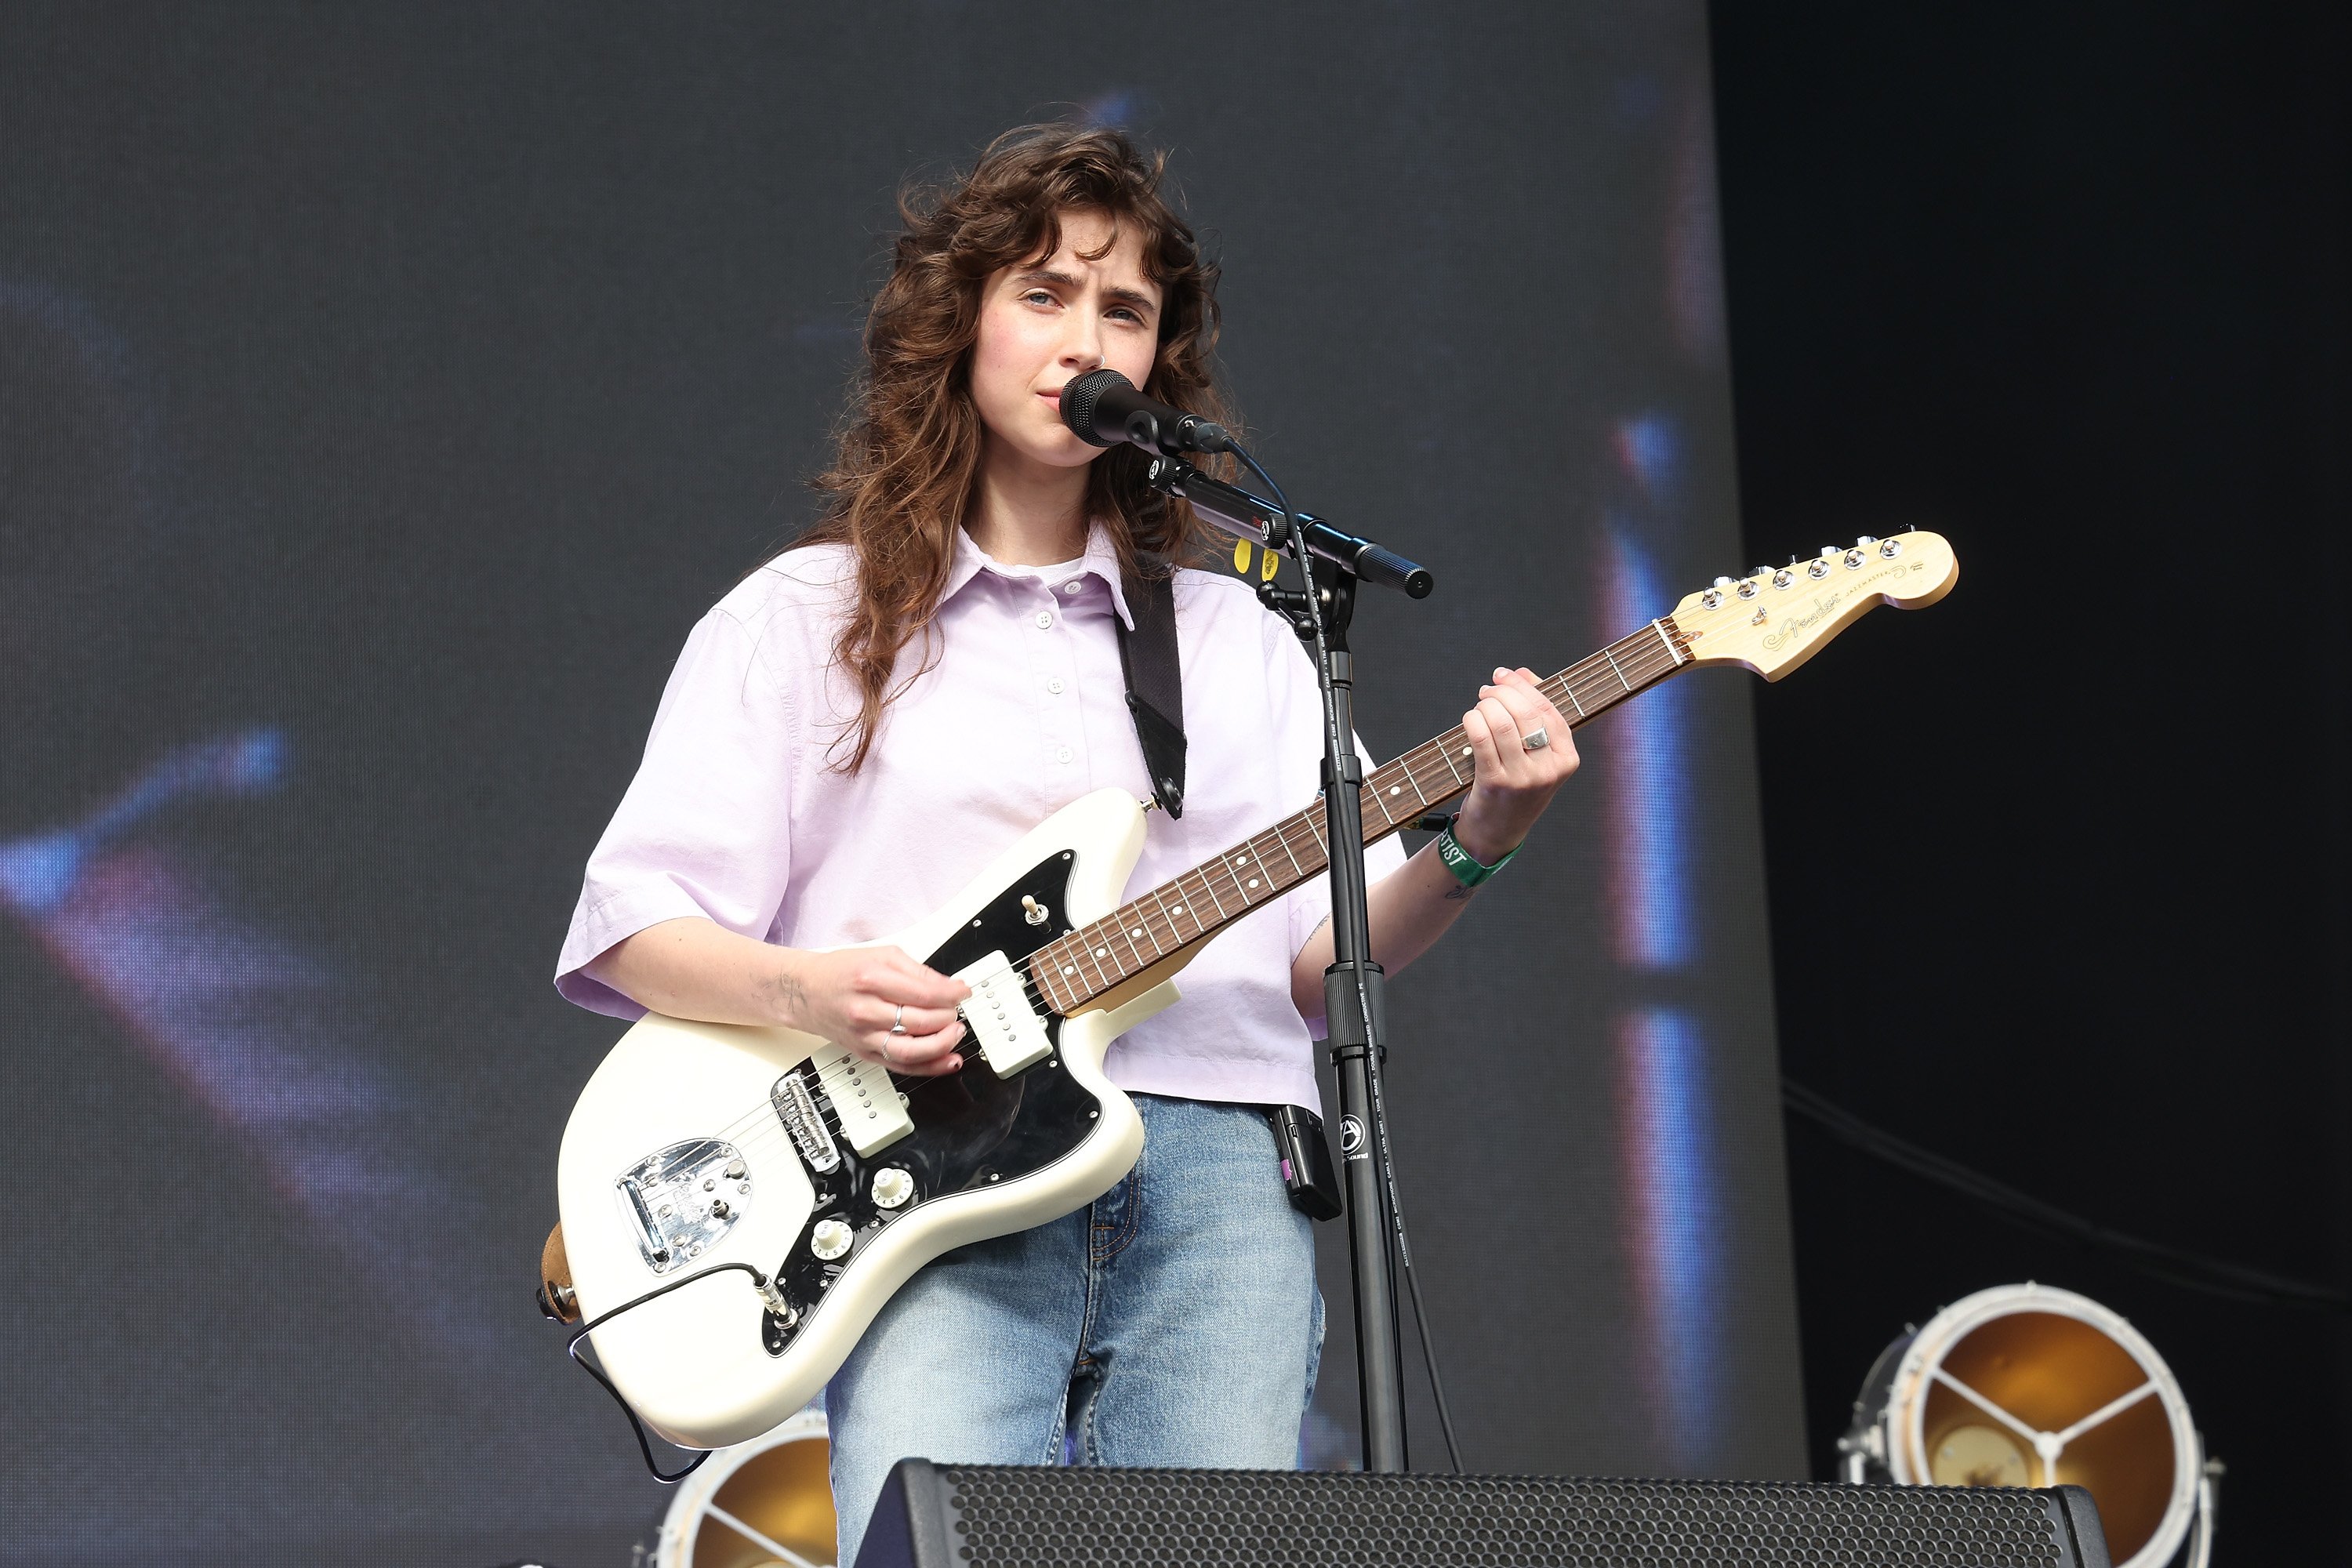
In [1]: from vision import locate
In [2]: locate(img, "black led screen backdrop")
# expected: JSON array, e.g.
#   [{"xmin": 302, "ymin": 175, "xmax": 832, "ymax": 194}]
[{"xmin": 0, "ymin": 5, "xmax": 1803, "ymax": 1563}]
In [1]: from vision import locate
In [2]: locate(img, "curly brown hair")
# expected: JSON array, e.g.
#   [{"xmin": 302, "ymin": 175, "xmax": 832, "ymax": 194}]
[{"xmin": 800, "ymin": 122, "xmax": 1232, "ymax": 771}]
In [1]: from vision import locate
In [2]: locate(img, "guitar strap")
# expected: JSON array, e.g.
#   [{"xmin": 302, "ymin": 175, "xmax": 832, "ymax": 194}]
[
  {"xmin": 1112, "ymin": 562, "xmax": 1186, "ymax": 818},
  {"xmin": 1111, "ymin": 568, "xmax": 1340, "ymax": 1216}
]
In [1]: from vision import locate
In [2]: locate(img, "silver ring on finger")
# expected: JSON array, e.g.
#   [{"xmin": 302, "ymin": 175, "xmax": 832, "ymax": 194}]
[
  {"xmin": 890, "ymin": 1004, "xmax": 909, "ymax": 1036},
  {"xmin": 1521, "ymin": 726, "xmax": 1551, "ymax": 752}
]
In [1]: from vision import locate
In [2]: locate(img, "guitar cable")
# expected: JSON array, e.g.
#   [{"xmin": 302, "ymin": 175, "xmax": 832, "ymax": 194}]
[
  {"xmin": 563, "ymin": 1261, "xmax": 779, "ymax": 1483},
  {"xmin": 1229, "ymin": 438, "xmax": 1466, "ymax": 1475}
]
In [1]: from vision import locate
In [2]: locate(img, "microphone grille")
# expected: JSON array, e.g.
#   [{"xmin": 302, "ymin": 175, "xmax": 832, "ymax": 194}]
[{"xmin": 1059, "ymin": 368, "xmax": 1131, "ymax": 447}]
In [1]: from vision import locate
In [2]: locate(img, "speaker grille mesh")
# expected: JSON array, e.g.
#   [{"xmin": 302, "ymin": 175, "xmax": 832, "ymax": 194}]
[{"xmin": 933, "ymin": 1468, "xmax": 2073, "ymax": 1568}]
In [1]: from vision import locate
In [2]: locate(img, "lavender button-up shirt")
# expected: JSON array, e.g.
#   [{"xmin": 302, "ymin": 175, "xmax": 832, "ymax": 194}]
[{"xmin": 556, "ymin": 526, "xmax": 1404, "ymax": 1111}]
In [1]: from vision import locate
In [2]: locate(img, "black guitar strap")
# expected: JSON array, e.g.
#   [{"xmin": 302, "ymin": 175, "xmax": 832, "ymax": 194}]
[
  {"xmin": 1119, "ymin": 562, "xmax": 1338, "ymax": 1220},
  {"xmin": 1112, "ymin": 563, "xmax": 1186, "ymax": 818}
]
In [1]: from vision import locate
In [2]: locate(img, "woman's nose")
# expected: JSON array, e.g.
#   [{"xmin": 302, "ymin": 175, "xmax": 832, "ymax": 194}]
[{"xmin": 1060, "ymin": 314, "xmax": 1104, "ymax": 369}]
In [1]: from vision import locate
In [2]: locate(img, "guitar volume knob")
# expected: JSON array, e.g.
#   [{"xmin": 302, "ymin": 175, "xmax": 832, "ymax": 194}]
[
  {"xmin": 811, "ymin": 1218, "xmax": 854, "ymax": 1260},
  {"xmin": 872, "ymin": 1168, "xmax": 914, "ymax": 1209}
]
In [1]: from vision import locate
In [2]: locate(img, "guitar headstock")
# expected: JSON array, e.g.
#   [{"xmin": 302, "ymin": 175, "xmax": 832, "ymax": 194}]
[{"xmin": 1673, "ymin": 531, "xmax": 1958, "ymax": 681}]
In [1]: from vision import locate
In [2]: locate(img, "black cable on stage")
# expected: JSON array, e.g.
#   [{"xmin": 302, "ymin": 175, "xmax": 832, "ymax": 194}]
[
  {"xmin": 1228, "ymin": 437, "xmax": 1465, "ymax": 1474},
  {"xmin": 1783, "ymin": 1078, "xmax": 2350, "ymax": 1314}
]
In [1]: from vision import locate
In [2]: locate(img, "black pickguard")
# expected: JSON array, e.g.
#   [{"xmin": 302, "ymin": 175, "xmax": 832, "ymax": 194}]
[{"xmin": 763, "ymin": 850, "xmax": 1105, "ymax": 1355}]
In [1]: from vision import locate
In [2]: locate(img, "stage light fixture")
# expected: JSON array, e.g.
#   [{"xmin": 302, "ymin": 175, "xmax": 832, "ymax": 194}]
[
  {"xmin": 655, "ymin": 1406, "xmax": 836, "ymax": 1568},
  {"xmin": 1841, "ymin": 1283, "xmax": 2216, "ymax": 1568}
]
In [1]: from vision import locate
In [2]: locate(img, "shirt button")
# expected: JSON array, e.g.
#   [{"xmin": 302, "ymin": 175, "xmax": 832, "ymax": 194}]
[
  {"xmin": 1054, "ymin": 746, "xmax": 1074, "ymax": 764},
  {"xmin": 1047, "ymin": 677, "xmax": 1065, "ymax": 695},
  {"xmin": 1034, "ymin": 611, "xmax": 1054, "ymax": 630},
  {"xmin": 1062, "ymin": 581, "xmax": 1081, "ymax": 596}
]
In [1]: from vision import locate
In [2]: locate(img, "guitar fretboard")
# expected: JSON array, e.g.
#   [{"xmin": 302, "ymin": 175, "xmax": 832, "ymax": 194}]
[{"xmin": 1030, "ymin": 615, "xmax": 1693, "ymax": 1014}]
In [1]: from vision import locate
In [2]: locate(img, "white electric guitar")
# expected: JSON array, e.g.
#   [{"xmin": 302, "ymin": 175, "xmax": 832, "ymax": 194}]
[{"xmin": 547, "ymin": 533, "xmax": 1958, "ymax": 1450}]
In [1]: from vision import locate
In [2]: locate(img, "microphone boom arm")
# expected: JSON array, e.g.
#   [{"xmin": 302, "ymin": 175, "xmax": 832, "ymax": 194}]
[{"xmin": 1144, "ymin": 458, "xmax": 1435, "ymax": 599}]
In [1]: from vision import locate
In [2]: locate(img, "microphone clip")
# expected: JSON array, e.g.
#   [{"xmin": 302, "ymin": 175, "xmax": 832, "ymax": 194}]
[{"xmin": 1120, "ymin": 406, "xmax": 1230, "ymax": 458}]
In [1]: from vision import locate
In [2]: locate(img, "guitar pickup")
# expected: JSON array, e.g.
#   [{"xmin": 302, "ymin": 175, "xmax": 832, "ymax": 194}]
[
  {"xmin": 808, "ymin": 1048, "xmax": 913, "ymax": 1156},
  {"xmin": 956, "ymin": 953, "xmax": 1054, "ymax": 1076}
]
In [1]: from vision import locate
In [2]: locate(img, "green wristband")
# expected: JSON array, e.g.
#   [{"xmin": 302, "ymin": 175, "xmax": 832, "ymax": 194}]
[{"xmin": 1436, "ymin": 815, "xmax": 1519, "ymax": 888}]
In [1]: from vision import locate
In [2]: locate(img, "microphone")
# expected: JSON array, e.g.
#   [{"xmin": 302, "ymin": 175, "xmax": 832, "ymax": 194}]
[{"xmin": 1059, "ymin": 368, "xmax": 1232, "ymax": 457}]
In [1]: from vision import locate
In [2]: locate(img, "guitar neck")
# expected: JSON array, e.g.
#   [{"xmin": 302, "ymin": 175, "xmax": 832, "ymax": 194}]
[{"xmin": 1031, "ymin": 616, "xmax": 1694, "ymax": 1014}]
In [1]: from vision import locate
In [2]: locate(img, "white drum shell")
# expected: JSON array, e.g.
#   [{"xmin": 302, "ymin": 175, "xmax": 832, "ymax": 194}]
[{"xmin": 1880, "ymin": 1283, "xmax": 2198, "ymax": 1568}]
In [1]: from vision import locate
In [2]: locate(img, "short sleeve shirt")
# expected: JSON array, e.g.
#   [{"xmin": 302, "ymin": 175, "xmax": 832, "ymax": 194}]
[{"xmin": 555, "ymin": 525, "xmax": 1406, "ymax": 1111}]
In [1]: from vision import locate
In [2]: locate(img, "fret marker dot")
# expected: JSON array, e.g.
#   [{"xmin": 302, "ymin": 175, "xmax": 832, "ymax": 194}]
[
  {"xmin": 1172, "ymin": 905, "xmax": 1185, "ymax": 916},
  {"xmin": 1247, "ymin": 878, "xmax": 1260, "ymax": 890},
  {"xmin": 1062, "ymin": 965, "xmax": 1076, "ymax": 976},
  {"xmin": 1094, "ymin": 947, "xmax": 1107, "ymax": 958},
  {"xmin": 1390, "ymin": 786, "xmax": 1401, "ymax": 795},
  {"xmin": 1131, "ymin": 927, "xmax": 1144, "ymax": 938}
]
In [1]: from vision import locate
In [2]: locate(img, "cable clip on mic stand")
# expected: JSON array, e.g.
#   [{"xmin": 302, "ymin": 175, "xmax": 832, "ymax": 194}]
[{"xmin": 1145, "ymin": 455, "xmax": 1455, "ymax": 1475}]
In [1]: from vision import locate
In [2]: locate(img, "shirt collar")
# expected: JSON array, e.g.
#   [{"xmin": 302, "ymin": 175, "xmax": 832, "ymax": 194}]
[{"xmin": 943, "ymin": 524, "xmax": 1136, "ymax": 630}]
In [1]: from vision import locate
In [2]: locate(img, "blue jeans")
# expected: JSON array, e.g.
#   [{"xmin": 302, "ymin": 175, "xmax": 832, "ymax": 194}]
[{"xmin": 826, "ymin": 1094, "xmax": 1322, "ymax": 1566}]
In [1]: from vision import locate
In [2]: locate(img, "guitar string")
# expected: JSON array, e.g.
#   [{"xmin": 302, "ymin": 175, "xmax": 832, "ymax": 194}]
[
  {"xmin": 1036, "ymin": 630, "xmax": 1685, "ymax": 986},
  {"xmin": 660, "ymin": 633, "xmax": 1692, "ymax": 1169}
]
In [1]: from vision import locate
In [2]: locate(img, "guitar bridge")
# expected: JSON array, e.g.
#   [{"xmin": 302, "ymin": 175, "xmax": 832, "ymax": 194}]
[{"xmin": 770, "ymin": 1071, "xmax": 841, "ymax": 1173}]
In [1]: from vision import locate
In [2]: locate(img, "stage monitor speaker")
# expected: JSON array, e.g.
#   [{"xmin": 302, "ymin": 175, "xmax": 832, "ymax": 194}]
[{"xmin": 855, "ymin": 1461, "xmax": 2111, "ymax": 1568}]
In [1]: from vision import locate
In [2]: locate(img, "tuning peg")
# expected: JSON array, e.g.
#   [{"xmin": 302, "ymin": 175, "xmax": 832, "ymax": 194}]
[
  {"xmin": 1856, "ymin": 535, "xmax": 1878, "ymax": 547},
  {"xmin": 1771, "ymin": 567, "xmax": 1795, "ymax": 590},
  {"xmin": 1751, "ymin": 567, "xmax": 1771, "ymax": 580},
  {"xmin": 1712, "ymin": 575, "xmax": 1737, "ymax": 589}
]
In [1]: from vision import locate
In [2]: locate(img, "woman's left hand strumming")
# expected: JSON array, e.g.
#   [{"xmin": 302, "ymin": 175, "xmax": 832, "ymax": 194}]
[{"xmin": 1454, "ymin": 666, "xmax": 1581, "ymax": 862}]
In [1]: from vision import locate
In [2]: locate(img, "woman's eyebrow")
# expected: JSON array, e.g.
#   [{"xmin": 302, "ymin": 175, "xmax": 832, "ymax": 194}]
[{"xmin": 1011, "ymin": 267, "xmax": 1159, "ymax": 313}]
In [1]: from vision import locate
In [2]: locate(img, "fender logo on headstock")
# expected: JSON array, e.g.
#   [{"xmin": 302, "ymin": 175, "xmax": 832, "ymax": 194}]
[{"xmin": 1762, "ymin": 592, "xmax": 1846, "ymax": 652}]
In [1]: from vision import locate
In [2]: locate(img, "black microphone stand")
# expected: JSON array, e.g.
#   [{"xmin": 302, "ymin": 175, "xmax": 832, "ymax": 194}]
[{"xmin": 1147, "ymin": 456, "xmax": 1433, "ymax": 1474}]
